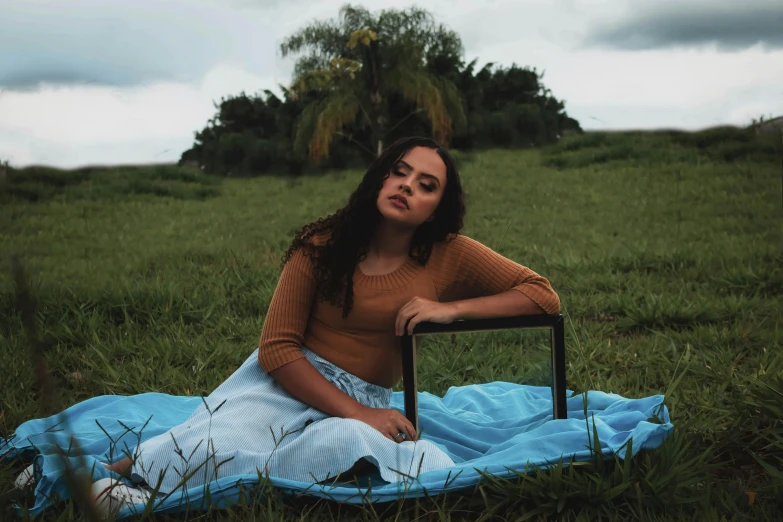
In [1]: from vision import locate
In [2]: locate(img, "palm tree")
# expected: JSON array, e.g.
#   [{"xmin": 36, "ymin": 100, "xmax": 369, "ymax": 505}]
[{"xmin": 280, "ymin": 4, "xmax": 467, "ymax": 161}]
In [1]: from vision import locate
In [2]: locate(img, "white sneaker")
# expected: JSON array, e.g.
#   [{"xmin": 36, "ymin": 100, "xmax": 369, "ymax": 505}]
[
  {"xmin": 14, "ymin": 464, "xmax": 36, "ymax": 490},
  {"xmin": 15, "ymin": 460, "xmax": 110, "ymax": 491},
  {"xmin": 91, "ymin": 478, "xmax": 152, "ymax": 519}
]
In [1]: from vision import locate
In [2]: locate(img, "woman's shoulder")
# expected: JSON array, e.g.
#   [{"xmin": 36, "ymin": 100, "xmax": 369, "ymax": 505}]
[
  {"xmin": 309, "ymin": 229, "xmax": 332, "ymax": 247},
  {"xmin": 429, "ymin": 233, "xmax": 480, "ymax": 266},
  {"xmin": 429, "ymin": 234, "xmax": 506, "ymax": 274},
  {"xmin": 432, "ymin": 233, "xmax": 485, "ymax": 255},
  {"xmin": 291, "ymin": 228, "xmax": 332, "ymax": 251},
  {"xmin": 426, "ymin": 234, "xmax": 490, "ymax": 292},
  {"xmin": 284, "ymin": 229, "xmax": 331, "ymax": 265}
]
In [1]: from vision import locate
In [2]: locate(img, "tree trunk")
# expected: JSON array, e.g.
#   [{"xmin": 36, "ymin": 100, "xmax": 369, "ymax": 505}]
[{"xmin": 376, "ymin": 139, "xmax": 383, "ymax": 157}]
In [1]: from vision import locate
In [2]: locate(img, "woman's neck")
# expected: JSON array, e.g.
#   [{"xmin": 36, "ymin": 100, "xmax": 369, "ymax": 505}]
[{"xmin": 367, "ymin": 219, "xmax": 413, "ymax": 259}]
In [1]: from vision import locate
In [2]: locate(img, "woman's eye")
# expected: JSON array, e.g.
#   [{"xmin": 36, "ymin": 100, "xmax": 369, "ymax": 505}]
[
  {"xmin": 420, "ymin": 184, "xmax": 435, "ymax": 192},
  {"xmin": 392, "ymin": 169, "xmax": 405, "ymax": 176}
]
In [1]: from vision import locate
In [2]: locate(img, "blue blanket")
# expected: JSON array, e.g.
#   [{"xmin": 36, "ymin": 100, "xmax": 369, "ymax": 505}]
[{"xmin": 2, "ymin": 384, "xmax": 672, "ymax": 518}]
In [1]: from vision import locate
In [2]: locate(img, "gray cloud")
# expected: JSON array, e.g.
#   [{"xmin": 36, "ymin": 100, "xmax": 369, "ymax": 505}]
[
  {"xmin": 0, "ymin": 0, "xmax": 277, "ymax": 89},
  {"xmin": 585, "ymin": 1, "xmax": 783, "ymax": 51}
]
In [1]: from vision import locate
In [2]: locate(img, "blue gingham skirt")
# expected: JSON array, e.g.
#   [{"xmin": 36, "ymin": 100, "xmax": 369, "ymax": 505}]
[{"xmin": 128, "ymin": 346, "xmax": 455, "ymax": 493}]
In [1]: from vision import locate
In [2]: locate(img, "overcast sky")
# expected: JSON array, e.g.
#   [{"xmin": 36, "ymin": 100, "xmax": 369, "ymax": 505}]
[{"xmin": 1, "ymin": 0, "xmax": 782, "ymax": 168}]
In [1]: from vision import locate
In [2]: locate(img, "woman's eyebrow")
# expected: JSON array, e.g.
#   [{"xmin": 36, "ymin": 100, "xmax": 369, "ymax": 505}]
[{"xmin": 397, "ymin": 160, "xmax": 441, "ymax": 186}]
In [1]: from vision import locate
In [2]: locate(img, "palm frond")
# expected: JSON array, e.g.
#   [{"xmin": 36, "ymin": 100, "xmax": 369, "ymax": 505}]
[
  {"xmin": 386, "ymin": 67, "xmax": 458, "ymax": 146},
  {"xmin": 293, "ymin": 100, "xmax": 324, "ymax": 157},
  {"xmin": 280, "ymin": 19, "xmax": 350, "ymax": 82},
  {"xmin": 289, "ymin": 54, "xmax": 332, "ymax": 85},
  {"xmin": 279, "ymin": 20, "xmax": 344, "ymax": 59},
  {"xmin": 433, "ymin": 75, "xmax": 467, "ymax": 133},
  {"xmin": 309, "ymin": 90, "xmax": 361, "ymax": 161},
  {"xmin": 290, "ymin": 58, "xmax": 362, "ymax": 102},
  {"xmin": 338, "ymin": 5, "xmax": 374, "ymax": 33}
]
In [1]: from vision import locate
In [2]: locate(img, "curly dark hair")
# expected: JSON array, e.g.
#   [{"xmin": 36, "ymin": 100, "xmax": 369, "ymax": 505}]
[{"xmin": 281, "ymin": 136, "xmax": 466, "ymax": 318}]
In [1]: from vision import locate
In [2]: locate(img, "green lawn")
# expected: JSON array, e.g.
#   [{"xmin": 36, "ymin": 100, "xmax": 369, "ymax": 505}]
[{"xmin": 1, "ymin": 130, "xmax": 781, "ymax": 520}]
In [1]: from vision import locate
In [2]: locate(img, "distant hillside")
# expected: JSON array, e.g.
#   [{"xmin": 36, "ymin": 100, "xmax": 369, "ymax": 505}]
[{"xmin": 2, "ymin": 127, "xmax": 779, "ymax": 206}]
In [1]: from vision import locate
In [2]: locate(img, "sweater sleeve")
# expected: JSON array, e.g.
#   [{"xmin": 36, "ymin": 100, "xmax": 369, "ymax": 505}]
[
  {"xmin": 257, "ymin": 246, "xmax": 318, "ymax": 373},
  {"xmin": 431, "ymin": 235, "xmax": 561, "ymax": 314}
]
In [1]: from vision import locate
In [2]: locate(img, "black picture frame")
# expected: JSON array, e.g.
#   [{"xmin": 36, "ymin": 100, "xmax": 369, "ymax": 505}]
[{"xmin": 400, "ymin": 314, "xmax": 567, "ymax": 433}]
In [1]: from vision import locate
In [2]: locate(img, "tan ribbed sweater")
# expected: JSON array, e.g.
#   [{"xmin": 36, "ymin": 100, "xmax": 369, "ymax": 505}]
[{"xmin": 258, "ymin": 234, "xmax": 560, "ymax": 388}]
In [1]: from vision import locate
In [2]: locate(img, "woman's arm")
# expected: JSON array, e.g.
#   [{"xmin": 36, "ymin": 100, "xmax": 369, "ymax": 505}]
[
  {"xmin": 433, "ymin": 235, "xmax": 560, "ymax": 314},
  {"xmin": 260, "ymin": 245, "xmax": 417, "ymax": 440},
  {"xmin": 271, "ymin": 359, "xmax": 417, "ymax": 441},
  {"xmin": 451, "ymin": 288, "xmax": 545, "ymax": 319},
  {"xmin": 257, "ymin": 246, "xmax": 317, "ymax": 372},
  {"xmin": 396, "ymin": 236, "xmax": 559, "ymax": 335},
  {"xmin": 258, "ymin": 245, "xmax": 355, "ymax": 408},
  {"xmin": 395, "ymin": 290, "xmax": 544, "ymax": 336},
  {"xmin": 270, "ymin": 358, "xmax": 365, "ymax": 418}
]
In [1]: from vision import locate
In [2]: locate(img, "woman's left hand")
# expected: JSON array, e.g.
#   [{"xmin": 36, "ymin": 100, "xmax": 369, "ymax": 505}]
[{"xmin": 395, "ymin": 297, "xmax": 459, "ymax": 336}]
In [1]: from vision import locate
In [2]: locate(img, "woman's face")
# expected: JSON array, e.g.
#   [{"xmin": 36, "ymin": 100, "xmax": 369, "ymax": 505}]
[{"xmin": 376, "ymin": 146, "xmax": 448, "ymax": 228}]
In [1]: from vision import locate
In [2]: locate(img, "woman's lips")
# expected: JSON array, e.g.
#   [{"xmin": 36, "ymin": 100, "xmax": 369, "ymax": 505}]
[
  {"xmin": 390, "ymin": 198, "xmax": 407, "ymax": 209},
  {"xmin": 389, "ymin": 194, "xmax": 409, "ymax": 209}
]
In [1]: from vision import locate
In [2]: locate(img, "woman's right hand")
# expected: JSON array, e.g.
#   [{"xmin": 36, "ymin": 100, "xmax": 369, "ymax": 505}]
[
  {"xmin": 348, "ymin": 406, "xmax": 418, "ymax": 443},
  {"xmin": 270, "ymin": 359, "xmax": 418, "ymax": 443}
]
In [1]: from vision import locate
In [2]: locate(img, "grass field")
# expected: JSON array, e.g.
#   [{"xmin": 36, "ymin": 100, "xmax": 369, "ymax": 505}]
[{"xmin": 1, "ymin": 129, "xmax": 782, "ymax": 520}]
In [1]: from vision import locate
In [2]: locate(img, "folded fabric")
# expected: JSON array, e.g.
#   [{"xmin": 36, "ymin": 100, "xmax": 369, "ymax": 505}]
[{"xmin": 1, "ymin": 383, "xmax": 673, "ymax": 519}]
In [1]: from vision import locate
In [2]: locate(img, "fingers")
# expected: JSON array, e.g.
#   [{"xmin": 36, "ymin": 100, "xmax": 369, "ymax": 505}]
[
  {"xmin": 396, "ymin": 412, "xmax": 418, "ymax": 442},
  {"xmin": 366, "ymin": 410, "xmax": 419, "ymax": 443},
  {"xmin": 406, "ymin": 314, "xmax": 421, "ymax": 336},
  {"xmin": 400, "ymin": 420, "xmax": 417, "ymax": 442},
  {"xmin": 386, "ymin": 425, "xmax": 403, "ymax": 442},
  {"xmin": 395, "ymin": 297, "xmax": 418, "ymax": 336},
  {"xmin": 394, "ymin": 297, "xmax": 419, "ymax": 335},
  {"xmin": 390, "ymin": 430, "xmax": 410, "ymax": 443},
  {"xmin": 382, "ymin": 419, "xmax": 400, "ymax": 442}
]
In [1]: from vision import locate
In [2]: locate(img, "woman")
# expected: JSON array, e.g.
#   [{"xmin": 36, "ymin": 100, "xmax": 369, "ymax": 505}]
[{"xmin": 20, "ymin": 136, "xmax": 560, "ymax": 517}]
